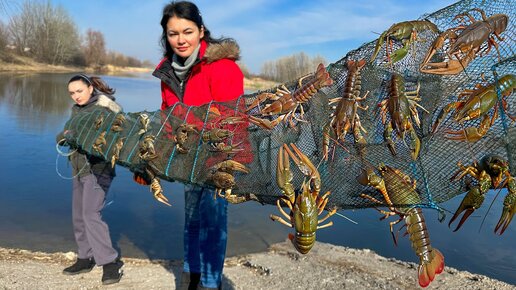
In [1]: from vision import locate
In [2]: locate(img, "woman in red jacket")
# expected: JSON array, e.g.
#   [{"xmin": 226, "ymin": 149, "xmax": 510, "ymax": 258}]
[{"xmin": 153, "ymin": 2, "xmax": 244, "ymax": 289}]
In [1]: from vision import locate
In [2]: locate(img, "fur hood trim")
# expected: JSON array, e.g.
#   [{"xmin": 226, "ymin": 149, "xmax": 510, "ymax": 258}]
[
  {"xmin": 203, "ymin": 39, "xmax": 240, "ymax": 64},
  {"xmin": 96, "ymin": 94, "xmax": 122, "ymax": 113}
]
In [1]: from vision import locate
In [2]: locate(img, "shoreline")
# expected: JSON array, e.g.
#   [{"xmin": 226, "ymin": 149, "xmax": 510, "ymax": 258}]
[
  {"xmin": 0, "ymin": 60, "xmax": 277, "ymax": 91},
  {"xmin": 0, "ymin": 241, "xmax": 513, "ymax": 289}
]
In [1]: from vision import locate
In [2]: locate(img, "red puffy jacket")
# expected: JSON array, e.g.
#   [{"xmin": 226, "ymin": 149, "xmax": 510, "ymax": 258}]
[
  {"xmin": 153, "ymin": 39, "xmax": 252, "ymax": 166},
  {"xmin": 153, "ymin": 39, "xmax": 244, "ymax": 109}
]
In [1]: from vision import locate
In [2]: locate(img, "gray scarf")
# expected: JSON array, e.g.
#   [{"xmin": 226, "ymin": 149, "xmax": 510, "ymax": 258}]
[{"xmin": 171, "ymin": 44, "xmax": 201, "ymax": 81}]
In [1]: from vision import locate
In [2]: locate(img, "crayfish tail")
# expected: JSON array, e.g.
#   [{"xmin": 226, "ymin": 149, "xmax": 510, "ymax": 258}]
[
  {"xmin": 289, "ymin": 233, "xmax": 315, "ymax": 255},
  {"xmin": 314, "ymin": 63, "xmax": 334, "ymax": 88},
  {"xmin": 418, "ymin": 248, "xmax": 445, "ymax": 287}
]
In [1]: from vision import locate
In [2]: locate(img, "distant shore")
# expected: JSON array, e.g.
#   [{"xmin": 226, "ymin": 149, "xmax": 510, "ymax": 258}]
[{"xmin": 0, "ymin": 54, "xmax": 277, "ymax": 91}]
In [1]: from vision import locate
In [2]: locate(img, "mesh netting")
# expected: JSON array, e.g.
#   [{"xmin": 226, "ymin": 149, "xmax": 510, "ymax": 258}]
[{"xmin": 61, "ymin": 0, "xmax": 515, "ymax": 211}]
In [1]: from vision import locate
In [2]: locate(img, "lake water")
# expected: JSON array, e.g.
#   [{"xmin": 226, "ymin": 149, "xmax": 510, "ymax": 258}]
[{"xmin": 0, "ymin": 73, "xmax": 514, "ymax": 285}]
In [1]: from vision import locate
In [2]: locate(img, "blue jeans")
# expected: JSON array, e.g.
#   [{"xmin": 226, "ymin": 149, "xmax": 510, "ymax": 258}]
[{"xmin": 183, "ymin": 184, "xmax": 228, "ymax": 288}]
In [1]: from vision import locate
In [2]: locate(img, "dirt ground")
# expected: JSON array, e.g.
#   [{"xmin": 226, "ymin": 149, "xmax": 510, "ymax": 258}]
[{"xmin": 0, "ymin": 240, "xmax": 513, "ymax": 290}]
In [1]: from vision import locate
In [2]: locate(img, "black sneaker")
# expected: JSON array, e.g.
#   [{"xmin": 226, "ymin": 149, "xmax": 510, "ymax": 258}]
[
  {"xmin": 62, "ymin": 258, "xmax": 96, "ymax": 275},
  {"xmin": 101, "ymin": 259, "xmax": 124, "ymax": 285},
  {"xmin": 177, "ymin": 272, "xmax": 200, "ymax": 290},
  {"xmin": 197, "ymin": 284, "xmax": 222, "ymax": 290}
]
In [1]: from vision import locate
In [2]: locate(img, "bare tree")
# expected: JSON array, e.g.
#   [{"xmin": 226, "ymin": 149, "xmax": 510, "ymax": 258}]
[
  {"xmin": 104, "ymin": 50, "xmax": 146, "ymax": 67},
  {"xmin": 35, "ymin": 1, "xmax": 80, "ymax": 64},
  {"xmin": 106, "ymin": 51, "xmax": 127, "ymax": 67},
  {"xmin": 0, "ymin": 21, "xmax": 8, "ymax": 51},
  {"xmin": 141, "ymin": 59, "xmax": 154, "ymax": 68},
  {"xmin": 8, "ymin": 0, "xmax": 80, "ymax": 64},
  {"xmin": 237, "ymin": 61, "xmax": 251, "ymax": 78},
  {"xmin": 260, "ymin": 52, "xmax": 327, "ymax": 82},
  {"xmin": 82, "ymin": 29, "xmax": 106, "ymax": 68},
  {"xmin": 7, "ymin": 1, "xmax": 35, "ymax": 55}
]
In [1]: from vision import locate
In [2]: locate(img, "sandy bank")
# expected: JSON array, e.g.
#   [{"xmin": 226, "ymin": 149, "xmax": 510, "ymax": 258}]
[{"xmin": 0, "ymin": 241, "xmax": 513, "ymax": 290}]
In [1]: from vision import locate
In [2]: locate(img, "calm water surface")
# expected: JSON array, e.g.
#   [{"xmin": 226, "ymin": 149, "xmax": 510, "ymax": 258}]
[{"xmin": 0, "ymin": 73, "xmax": 514, "ymax": 285}]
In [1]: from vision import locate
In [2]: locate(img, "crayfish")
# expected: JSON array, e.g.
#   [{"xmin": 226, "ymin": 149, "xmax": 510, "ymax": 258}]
[
  {"xmin": 94, "ymin": 113, "xmax": 104, "ymax": 130},
  {"xmin": 432, "ymin": 74, "xmax": 515, "ymax": 142},
  {"xmin": 110, "ymin": 137, "xmax": 125, "ymax": 168},
  {"xmin": 204, "ymin": 115, "xmax": 247, "ymax": 155},
  {"xmin": 111, "ymin": 113, "xmax": 126, "ymax": 132},
  {"xmin": 246, "ymin": 63, "xmax": 333, "ymax": 129},
  {"xmin": 133, "ymin": 166, "xmax": 171, "ymax": 206},
  {"xmin": 420, "ymin": 9, "xmax": 508, "ymax": 75},
  {"xmin": 138, "ymin": 135, "xmax": 158, "ymax": 161},
  {"xmin": 270, "ymin": 143, "xmax": 336, "ymax": 254},
  {"xmin": 371, "ymin": 20, "xmax": 439, "ymax": 64},
  {"xmin": 209, "ymin": 160, "xmax": 250, "ymax": 202},
  {"xmin": 379, "ymin": 73, "xmax": 428, "ymax": 160},
  {"xmin": 324, "ymin": 59, "xmax": 369, "ymax": 160},
  {"xmin": 357, "ymin": 164, "xmax": 444, "ymax": 287},
  {"xmin": 137, "ymin": 113, "xmax": 151, "ymax": 135},
  {"xmin": 449, "ymin": 154, "xmax": 514, "ymax": 234},
  {"xmin": 92, "ymin": 131, "xmax": 107, "ymax": 155},
  {"xmin": 173, "ymin": 123, "xmax": 198, "ymax": 154}
]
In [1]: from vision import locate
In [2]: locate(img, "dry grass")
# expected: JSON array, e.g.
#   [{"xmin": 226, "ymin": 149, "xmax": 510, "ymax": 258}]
[
  {"xmin": 244, "ymin": 76, "xmax": 278, "ymax": 91},
  {"xmin": 0, "ymin": 52, "xmax": 80, "ymax": 73}
]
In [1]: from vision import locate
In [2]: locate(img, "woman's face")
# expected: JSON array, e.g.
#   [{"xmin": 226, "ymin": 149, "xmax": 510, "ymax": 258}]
[
  {"xmin": 68, "ymin": 80, "xmax": 93, "ymax": 105},
  {"xmin": 166, "ymin": 16, "xmax": 204, "ymax": 59}
]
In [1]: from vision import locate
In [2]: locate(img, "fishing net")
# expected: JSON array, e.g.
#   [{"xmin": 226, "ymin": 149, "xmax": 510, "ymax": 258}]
[{"xmin": 60, "ymin": 0, "xmax": 515, "ymax": 212}]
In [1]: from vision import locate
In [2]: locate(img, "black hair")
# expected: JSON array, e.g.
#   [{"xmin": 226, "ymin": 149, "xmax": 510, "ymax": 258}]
[{"xmin": 159, "ymin": 1, "xmax": 222, "ymax": 59}]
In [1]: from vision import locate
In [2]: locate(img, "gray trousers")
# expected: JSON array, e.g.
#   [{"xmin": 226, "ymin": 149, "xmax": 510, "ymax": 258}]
[{"xmin": 72, "ymin": 174, "xmax": 118, "ymax": 265}]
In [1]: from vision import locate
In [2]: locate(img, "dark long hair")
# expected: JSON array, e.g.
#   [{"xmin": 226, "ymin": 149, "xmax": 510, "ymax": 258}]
[
  {"xmin": 68, "ymin": 74, "xmax": 116, "ymax": 95},
  {"xmin": 159, "ymin": 1, "xmax": 222, "ymax": 59}
]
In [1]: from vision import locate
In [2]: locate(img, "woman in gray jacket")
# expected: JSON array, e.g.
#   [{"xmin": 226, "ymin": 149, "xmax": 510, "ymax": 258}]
[{"xmin": 57, "ymin": 74, "xmax": 123, "ymax": 285}]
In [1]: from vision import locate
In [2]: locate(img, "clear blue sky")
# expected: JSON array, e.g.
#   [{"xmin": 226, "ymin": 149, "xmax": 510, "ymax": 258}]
[{"xmin": 1, "ymin": 0, "xmax": 458, "ymax": 73}]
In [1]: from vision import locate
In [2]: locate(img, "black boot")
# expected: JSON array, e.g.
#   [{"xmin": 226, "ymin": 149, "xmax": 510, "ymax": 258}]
[
  {"xmin": 101, "ymin": 259, "xmax": 124, "ymax": 285},
  {"xmin": 62, "ymin": 258, "xmax": 96, "ymax": 275},
  {"xmin": 177, "ymin": 272, "xmax": 201, "ymax": 290},
  {"xmin": 197, "ymin": 284, "xmax": 222, "ymax": 290}
]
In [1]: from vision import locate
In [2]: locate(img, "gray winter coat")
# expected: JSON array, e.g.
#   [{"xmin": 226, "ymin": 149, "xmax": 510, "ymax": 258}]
[{"xmin": 57, "ymin": 92, "xmax": 122, "ymax": 178}]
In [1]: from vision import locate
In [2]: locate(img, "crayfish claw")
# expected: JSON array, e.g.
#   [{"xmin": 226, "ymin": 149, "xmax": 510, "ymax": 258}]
[
  {"xmin": 494, "ymin": 177, "xmax": 515, "ymax": 235},
  {"xmin": 247, "ymin": 115, "xmax": 275, "ymax": 130},
  {"xmin": 444, "ymin": 127, "xmax": 487, "ymax": 142},
  {"xmin": 449, "ymin": 186, "xmax": 485, "ymax": 231},
  {"xmin": 154, "ymin": 194, "xmax": 172, "ymax": 207},
  {"xmin": 283, "ymin": 143, "xmax": 319, "ymax": 180},
  {"xmin": 409, "ymin": 129, "xmax": 420, "ymax": 160},
  {"xmin": 151, "ymin": 178, "xmax": 171, "ymax": 206},
  {"xmin": 276, "ymin": 146, "xmax": 294, "ymax": 200},
  {"xmin": 212, "ymin": 160, "xmax": 250, "ymax": 174},
  {"xmin": 495, "ymin": 206, "xmax": 514, "ymax": 235},
  {"xmin": 450, "ymin": 208, "xmax": 475, "ymax": 232}
]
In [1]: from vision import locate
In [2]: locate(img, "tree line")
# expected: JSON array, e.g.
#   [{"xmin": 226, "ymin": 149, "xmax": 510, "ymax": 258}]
[
  {"xmin": 0, "ymin": 0, "xmax": 151, "ymax": 68},
  {"xmin": 0, "ymin": 0, "xmax": 327, "ymax": 80}
]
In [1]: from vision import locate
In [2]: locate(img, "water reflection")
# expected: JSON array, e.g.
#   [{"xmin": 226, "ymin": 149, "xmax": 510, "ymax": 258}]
[
  {"xmin": 0, "ymin": 73, "xmax": 72, "ymax": 131},
  {"xmin": 0, "ymin": 73, "xmax": 514, "ymax": 285}
]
